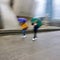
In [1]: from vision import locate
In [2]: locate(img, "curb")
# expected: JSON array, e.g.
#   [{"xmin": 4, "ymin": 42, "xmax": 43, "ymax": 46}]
[{"xmin": 0, "ymin": 28, "xmax": 60, "ymax": 36}]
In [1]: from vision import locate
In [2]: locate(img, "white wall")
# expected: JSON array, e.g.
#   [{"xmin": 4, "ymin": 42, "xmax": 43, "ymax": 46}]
[
  {"xmin": 33, "ymin": 0, "xmax": 46, "ymax": 17},
  {"xmin": 13, "ymin": 0, "xmax": 46, "ymax": 17},
  {"xmin": 13, "ymin": 0, "xmax": 21, "ymax": 16},
  {"xmin": 13, "ymin": 0, "xmax": 33, "ymax": 17},
  {"xmin": 53, "ymin": 0, "xmax": 60, "ymax": 20},
  {"xmin": 19, "ymin": 0, "xmax": 33, "ymax": 17},
  {"xmin": 0, "ymin": 0, "xmax": 19, "ymax": 29},
  {"xmin": 0, "ymin": 0, "xmax": 10, "ymax": 5}
]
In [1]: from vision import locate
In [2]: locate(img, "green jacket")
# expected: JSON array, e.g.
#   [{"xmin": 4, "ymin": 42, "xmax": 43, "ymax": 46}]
[{"xmin": 31, "ymin": 18, "xmax": 42, "ymax": 28}]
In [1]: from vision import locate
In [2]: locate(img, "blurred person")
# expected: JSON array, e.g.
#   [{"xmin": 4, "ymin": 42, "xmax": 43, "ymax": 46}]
[
  {"xmin": 18, "ymin": 18, "xmax": 28, "ymax": 38},
  {"xmin": 31, "ymin": 17, "xmax": 42, "ymax": 41}
]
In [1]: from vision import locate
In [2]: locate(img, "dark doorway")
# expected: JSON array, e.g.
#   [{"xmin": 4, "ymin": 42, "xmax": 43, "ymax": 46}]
[
  {"xmin": 0, "ymin": 10, "xmax": 3, "ymax": 29},
  {"xmin": 10, "ymin": 0, "xmax": 14, "ymax": 8}
]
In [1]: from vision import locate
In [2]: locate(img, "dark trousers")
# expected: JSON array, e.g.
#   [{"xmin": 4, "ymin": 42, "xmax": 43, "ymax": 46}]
[{"xmin": 33, "ymin": 25, "xmax": 39, "ymax": 38}]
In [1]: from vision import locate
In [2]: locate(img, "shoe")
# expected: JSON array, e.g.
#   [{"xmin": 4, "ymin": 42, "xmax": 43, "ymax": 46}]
[
  {"xmin": 23, "ymin": 35, "xmax": 27, "ymax": 38},
  {"xmin": 32, "ymin": 37, "xmax": 37, "ymax": 41},
  {"xmin": 32, "ymin": 38, "xmax": 35, "ymax": 41},
  {"xmin": 22, "ymin": 35, "xmax": 27, "ymax": 38},
  {"xmin": 35, "ymin": 37, "xmax": 38, "ymax": 40}
]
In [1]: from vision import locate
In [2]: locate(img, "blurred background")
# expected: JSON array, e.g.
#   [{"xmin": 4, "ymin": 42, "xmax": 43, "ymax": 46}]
[{"xmin": 0, "ymin": 0, "xmax": 60, "ymax": 30}]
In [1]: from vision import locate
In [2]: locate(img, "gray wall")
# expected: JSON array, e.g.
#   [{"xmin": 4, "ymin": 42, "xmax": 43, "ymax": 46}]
[
  {"xmin": 0, "ymin": 0, "xmax": 19, "ymax": 29},
  {"xmin": 13, "ymin": 0, "xmax": 46, "ymax": 17},
  {"xmin": 13, "ymin": 0, "xmax": 33, "ymax": 17}
]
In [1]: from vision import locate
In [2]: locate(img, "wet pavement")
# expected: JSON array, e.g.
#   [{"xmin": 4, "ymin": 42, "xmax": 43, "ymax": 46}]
[{"xmin": 0, "ymin": 31, "xmax": 60, "ymax": 60}]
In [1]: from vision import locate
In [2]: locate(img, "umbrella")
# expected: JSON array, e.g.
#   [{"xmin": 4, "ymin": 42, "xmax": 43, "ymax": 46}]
[{"xmin": 18, "ymin": 18, "xmax": 27, "ymax": 23}]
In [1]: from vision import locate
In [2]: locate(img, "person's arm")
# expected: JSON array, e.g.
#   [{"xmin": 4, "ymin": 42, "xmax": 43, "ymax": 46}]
[
  {"xmin": 31, "ymin": 23, "xmax": 34, "ymax": 25},
  {"xmin": 31, "ymin": 22, "xmax": 37, "ymax": 26}
]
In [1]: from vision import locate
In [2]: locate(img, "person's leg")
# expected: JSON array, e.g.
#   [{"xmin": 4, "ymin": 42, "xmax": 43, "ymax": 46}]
[
  {"xmin": 32, "ymin": 25, "xmax": 38, "ymax": 40},
  {"xmin": 34, "ymin": 27, "xmax": 37, "ymax": 38},
  {"xmin": 22, "ymin": 29, "xmax": 26, "ymax": 36}
]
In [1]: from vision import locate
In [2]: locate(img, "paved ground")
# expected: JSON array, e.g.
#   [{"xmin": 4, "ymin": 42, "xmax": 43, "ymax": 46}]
[{"xmin": 0, "ymin": 31, "xmax": 60, "ymax": 60}]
